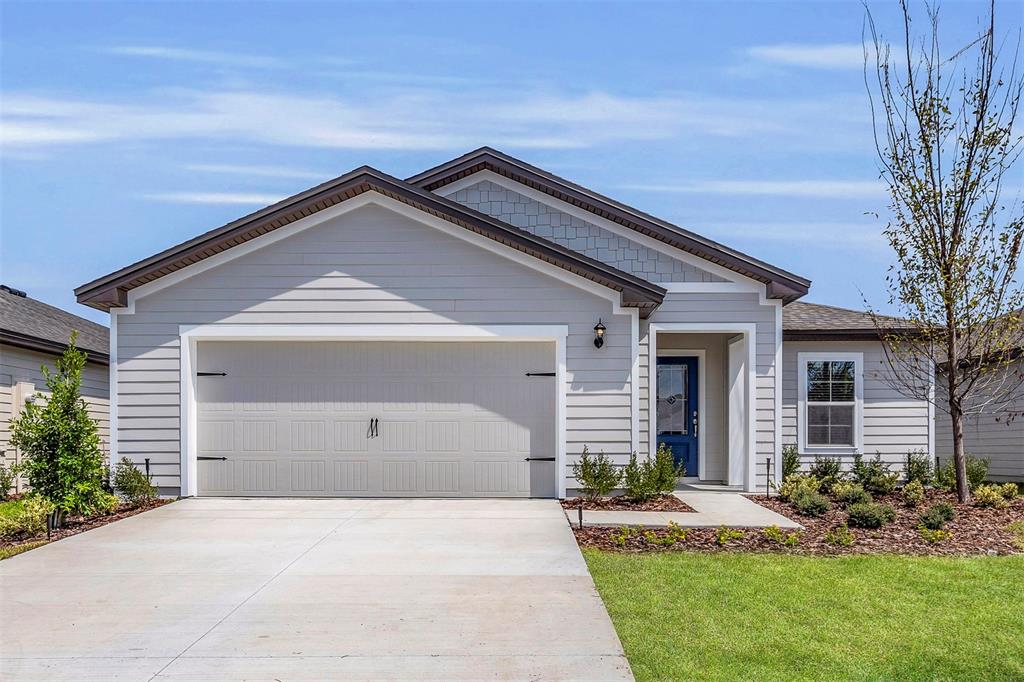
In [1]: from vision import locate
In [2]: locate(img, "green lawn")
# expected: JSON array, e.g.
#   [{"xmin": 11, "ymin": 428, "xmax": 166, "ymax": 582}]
[{"xmin": 584, "ymin": 550, "xmax": 1024, "ymax": 681}]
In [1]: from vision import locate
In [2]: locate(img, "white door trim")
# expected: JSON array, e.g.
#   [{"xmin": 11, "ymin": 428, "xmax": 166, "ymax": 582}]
[
  {"xmin": 656, "ymin": 349, "xmax": 707, "ymax": 480},
  {"xmin": 178, "ymin": 323, "xmax": 569, "ymax": 499},
  {"xmin": 648, "ymin": 323, "xmax": 758, "ymax": 491}
]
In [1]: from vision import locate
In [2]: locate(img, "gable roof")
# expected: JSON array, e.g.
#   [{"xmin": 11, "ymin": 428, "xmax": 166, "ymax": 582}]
[
  {"xmin": 75, "ymin": 167, "xmax": 666, "ymax": 316},
  {"xmin": 783, "ymin": 301, "xmax": 914, "ymax": 340},
  {"xmin": 408, "ymin": 147, "xmax": 811, "ymax": 303},
  {"xmin": 0, "ymin": 285, "xmax": 109, "ymax": 363}
]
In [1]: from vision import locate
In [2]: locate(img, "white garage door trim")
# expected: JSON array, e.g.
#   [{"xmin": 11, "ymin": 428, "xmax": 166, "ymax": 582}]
[{"xmin": 179, "ymin": 324, "xmax": 568, "ymax": 498}]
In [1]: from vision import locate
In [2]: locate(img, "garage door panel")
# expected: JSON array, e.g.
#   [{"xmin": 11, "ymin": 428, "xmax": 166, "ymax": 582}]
[{"xmin": 196, "ymin": 340, "xmax": 556, "ymax": 497}]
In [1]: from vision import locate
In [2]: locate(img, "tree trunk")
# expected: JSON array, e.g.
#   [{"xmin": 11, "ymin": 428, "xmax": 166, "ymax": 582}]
[{"xmin": 948, "ymin": 398, "xmax": 970, "ymax": 503}]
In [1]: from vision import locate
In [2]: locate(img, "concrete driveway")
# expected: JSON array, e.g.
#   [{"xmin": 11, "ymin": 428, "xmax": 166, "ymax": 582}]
[{"xmin": 0, "ymin": 498, "xmax": 631, "ymax": 681}]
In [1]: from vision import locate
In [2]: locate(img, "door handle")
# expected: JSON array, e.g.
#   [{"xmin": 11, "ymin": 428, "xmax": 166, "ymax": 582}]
[{"xmin": 692, "ymin": 411, "xmax": 698, "ymax": 436}]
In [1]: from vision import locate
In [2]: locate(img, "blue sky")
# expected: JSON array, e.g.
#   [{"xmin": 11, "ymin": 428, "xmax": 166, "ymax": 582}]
[{"xmin": 2, "ymin": 0, "xmax": 1019, "ymax": 324}]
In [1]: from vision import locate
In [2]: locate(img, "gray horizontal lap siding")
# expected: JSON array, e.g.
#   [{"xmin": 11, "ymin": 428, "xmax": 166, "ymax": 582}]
[
  {"xmin": 115, "ymin": 203, "xmax": 634, "ymax": 493},
  {"xmin": 451, "ymin": 180, "xmax": 726, "ymax": 283},
  {"xmin": 639, "ymin": 293, "xmax": 779, "ymax": 488},
  {"xmin": 782, "ymin": 340, "xmax": 930, "ymax": 473},
  {"xmin": 935, "ymin": 360, "xmax": 1024, "ymax": 481}
]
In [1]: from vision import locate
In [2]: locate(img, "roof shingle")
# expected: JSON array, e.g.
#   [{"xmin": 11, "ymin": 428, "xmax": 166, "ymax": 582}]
[{"xmin": 0, "ymin": 286, "xmax": 109, "ymax": 362}]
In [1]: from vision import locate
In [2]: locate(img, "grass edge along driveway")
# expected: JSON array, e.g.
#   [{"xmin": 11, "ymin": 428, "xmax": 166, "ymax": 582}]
[{"xmin": 584, "ymin": 550, "xmax": 1023, "ymax": 681}]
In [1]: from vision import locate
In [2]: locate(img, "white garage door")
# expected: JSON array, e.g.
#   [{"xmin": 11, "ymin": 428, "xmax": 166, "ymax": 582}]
[{"xmin": 195, "ymin": 341, "xmax": 557, "ymax": 497}]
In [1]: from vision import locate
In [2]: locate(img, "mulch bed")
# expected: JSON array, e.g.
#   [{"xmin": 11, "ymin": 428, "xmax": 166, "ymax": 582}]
[
  {"xmin": 0, "ymin": 498, "xmax": 171, "ymax": 550},
  {"xmin": 560, "ymin": 494, "xmax": 695, "ymax": 513},
  {"xmin": 573, "ymin": 489, "xmax": 1023, "ymax": 556}
]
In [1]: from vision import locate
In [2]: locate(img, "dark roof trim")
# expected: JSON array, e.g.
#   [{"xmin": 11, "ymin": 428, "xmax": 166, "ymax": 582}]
[
  {"xmin": 408, "ymin": 147, "xmax": 811, "ymax": 303},
  {"xmin": 0, "ymin": 330, "xmax": 109, "ymax": 365},
  {"xmin": 76, "ymin": 167, "xmax": 665, "ymax": 315}
]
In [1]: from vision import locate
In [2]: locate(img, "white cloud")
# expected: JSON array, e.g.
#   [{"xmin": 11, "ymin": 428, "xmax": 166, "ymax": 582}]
[
  {"xmin": 0, "ymin": 87, "xmax": 869, "ymax": 154},
  {"xmin": 745, "ymin": 43, "xmax": 868, "ymax": 69},
  {"xmin": 99, "ymin": 46, "xmax": 284, "ymax": 69},
  {"xmin": 141, "ymin": 192, "xmax": 286, "ymax": 205},
  {"xmin": 182, "ymin": 163, "xmax": 330, "ymax": 181},
  {"xmin": 621, "ymin": 179, "xmax": 885, "ymax": 199},
  {"xmin": 701, "ymin": 221, "xmax": 889, "ymax": 257}
]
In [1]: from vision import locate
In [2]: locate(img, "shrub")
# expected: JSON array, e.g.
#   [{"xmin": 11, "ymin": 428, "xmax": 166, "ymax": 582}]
[
  {"xmin": 572, "ymin": 446, "xmax": 621, "ymax": 502},
  {"xmin": 0, "ymin": 496, "xmax": 55, "ymax": 538},
  {"xmin": 0, "ymin": 461, "xmax": 15, "ymax": 501},
  {"xmin": 901, "ymin": 480, "xmax": 926, "ymax": 508},
  {"xmin": 664, "ymin": 520, "xmax": 689, "ymax": 544},
  {"xmin": 776, "ymin": 474, "xmax": 820, "ymax": 502},
  {"xmin": 1007, "ymin": 521, "xmax": 1024, "ymax": 551},
  {"xmin": 9, "ymin": 334, "xmax": 108, "ymax": 518},
  {"xmin": 781, "ymin": 444, "xmax": 801, "ymax": 481},
  {"xmin": 824, "ymin": 524, "xmax": 856, "ymax": 547},
  {"xmin": 905, "ymin": 450, "xmax": 933, "ymax": 486},
  {"xmin": 114, "ymin": 457, "xmax": 157, "ymax": 506},
  {"xmin": 935, "ymin": 456, "xmax": 989, "ymax": 492},
  {"xmin": 611, "ymin": 525, "xmax": 635, "ymax": 547},
  {"xmin": 832, "ymin": 481, "xmax": 872, "ymax": 507},
  {"xmin": 792, "ymin": 489, "xmax": 831, "ymax": 517},
  {"xmin": 644, "ymin": 522, "xmax": 688, "ymax": 547},
  {"xmin": 846, "ymin": 502, "xmax": 896, "ymax": 529},
  {"xmin": 763, "ymin": 525, "xmax": 801, "ymax": 546},
  {"xmin": 997, "ymin": 482, "xmax": 1019, "ymax": 500},
  {"xmin": 809, "ymin": 456, "xmax": 842, "ymax": 492},
  {"xmin": 621, "ymin": 443, "xmax": 683, "ymax": 501},
  {"xmin": 715, "ymin": 525, "xmax": 744, "ymax": 546},
  {"xmin": 919, "ymin": 502, "xmax": 955, "ymax": 530},
  {"xmin": 918, "ymin": 527, "xmax": 951, "ymax": 543},
  {"xmin": 851, "ymin": 453, "xmax": 899, "ymax": 496},
  {"xmin": 973, "ymin": 484, "xmax": 1009, "ymax": 508}
]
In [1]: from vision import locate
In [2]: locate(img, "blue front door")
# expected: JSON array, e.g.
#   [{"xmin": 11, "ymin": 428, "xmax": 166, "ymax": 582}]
[{"xmin": 656, "ymin": 356, "xmax": 698, "ymax": 476}]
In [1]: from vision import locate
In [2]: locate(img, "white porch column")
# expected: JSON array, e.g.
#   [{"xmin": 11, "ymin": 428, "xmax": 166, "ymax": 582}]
[{"xmin": 727, "ymin": 336, "xmax": 748, "ymax": 488}]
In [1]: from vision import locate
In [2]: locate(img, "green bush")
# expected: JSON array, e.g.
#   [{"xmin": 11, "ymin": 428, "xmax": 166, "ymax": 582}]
[
  {"xmin": 763, "ymin": 525, "xmax": 801, "ymax": 546},
  {"xmin": 905, "ymin": 450, "xmax": 933, "ymax": 486},
  {"xmin": 935, "ymin": 456, "xmax": 989, "ymax": 492},
  {"xmin": 781, "ymin": 444, "xmax": 801, "ymax": 481},
  {"xmin": 113, "ymin": 457, "xmax": 156, "ymax": 506},
  {"xmin": 776, "ymin": 474, "xmax": 820, "ymax": 502},
  {"xmin": 622, "ymin": 443, "xmax": 684, "ymax": 502},
  {"xmin": 832, "ymin": 481, "xmax": 872, "ymax": 507},
  {"xmin": 0, "ymin": 496, "xmax": 55, "ymax": 538},
  {"xmin": 809, "ymin": 456, "xmax": 842, "ymax": 492},
  {"xmin": 792, "ymin": 489, "xmax": 831, "ymax": 517},
  {"xmin": 973, "ymin": 484, "xmax": 1009, "ymax": 508},
  {"xmin": 919, "ymin": 502, "xmax": 955, "ymax": 530},
  {"xmin": 715, "ymin": 525, "xmax": 744, "ymax": 546},
  {"xmin": 9, "ymin": 334, "xmax": 109, "ymax": 517},
  {"xmin": 572, "ymin": 446, "xmax": 621, "ymax": 502},
  {"xmin": 1007, "ymin": 521, "xmax": 1024, "ymax": 551},
  {"xmin": 997, "ymin": 482, "xmax": 1019, "ymax": 500},
  {"xmin": 851, "ymin": 453, "xmax": 899, "ymax": 496},
  {"xmin": 901, "ymin": 480, "xmax": 926, "ymax": 508},
  {"xmin": 846, "ymin": 502, "xmax": 896, "ymax": 529},
  {"xmin": 918, "ymin": 527, "xmax": 951, "ymax": 543},
  {"xmin": 824, "ymin": 524, "xmax": 855, "ymax": 546},
  {"xmin": 0, "ymin": 461, "xmax": 15, "ymax": 501}
]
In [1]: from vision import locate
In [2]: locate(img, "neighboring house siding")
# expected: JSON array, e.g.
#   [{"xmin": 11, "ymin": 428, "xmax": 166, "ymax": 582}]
[
  {"xmin": 935, "ymin": 359, "xmax": 1024, "ymax": 481},
  {"xmin": 115, "ymin": 203, "xmax": 634, "ymax": 494},
  {"xmin": 782, "ymin": 340, "xmax": 930, "ymax": 472},
  {"xmin": 450, "ymin": 180, "xmax": 725, "ymax": 283},
  {"xmin": 1, "ymin": 345, "xmax": 109, "ymax": 492},
  {"xmin": 639, "ymin": 293, "xmax": 779, "ymax": 488}
]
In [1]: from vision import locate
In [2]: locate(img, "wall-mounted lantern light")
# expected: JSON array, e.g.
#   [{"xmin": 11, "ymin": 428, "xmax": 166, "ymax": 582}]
[{"xmin": 593, "ymin": 319, "xmax": 607, "ymax": 349}]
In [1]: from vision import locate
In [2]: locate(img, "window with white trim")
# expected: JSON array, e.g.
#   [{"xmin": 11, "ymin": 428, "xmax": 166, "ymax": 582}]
[{"xmin": 798, "ymin": 353, "xmax": 863, "ymax": 452}]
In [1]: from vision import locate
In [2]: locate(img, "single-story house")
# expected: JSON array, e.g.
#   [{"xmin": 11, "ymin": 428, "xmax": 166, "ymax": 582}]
[
  {"xmin": 935, "ymin": 310, "xmax": 1024, "ymax": 481},
  {"xmin": 74, "ymin": 148, "xmax": 933, "ymax": 498},
  {"xmin": 1, "ymin": 285, "xmax": 110, "ymax": 493}
]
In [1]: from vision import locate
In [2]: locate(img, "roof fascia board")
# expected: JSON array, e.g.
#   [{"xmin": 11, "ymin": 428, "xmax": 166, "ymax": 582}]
[
  {"xmin": 433, "ymin": 169, "xmax": 765, "ymax": 291},
  {"xmin": 0, "ymin": 330, "xmax": 109, "ymax": 364}
]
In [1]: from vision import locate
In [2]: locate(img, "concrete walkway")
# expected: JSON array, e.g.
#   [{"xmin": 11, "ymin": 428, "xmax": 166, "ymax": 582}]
[
  {"xmin": 1, "ymin": 498, "xmax": 632, "ymax": 681},
  {"xmin": 564, "ymin": 491, "xmax": 801, "ymax": 529}
]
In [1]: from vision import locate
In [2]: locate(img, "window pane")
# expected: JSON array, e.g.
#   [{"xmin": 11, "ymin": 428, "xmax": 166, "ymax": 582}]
[
  {"xmin": 831, "ymin": 381, "xmax": 855, "ymax": 402},
  {"xmin": 807, "ymin": 362, "xmax": 829, "ymax": 383},
  {"xmin": 829, "ymin": 405, "xmax": 854, "ymax": 428},
  {"xmin": 807, "ymin": 426, "xmax": 830, "ymax": 445},
  {"xmin": 808, "ymin": 381, "xmax": 832, "ymax": 402},
  {"xmin": 808, "ymin": 405, "xmax": 830, "ymax": 425},
  {"xmin": 829, "ymin": 426, "xmax": 853, "ymax": 446},
  {"xmin": 830, "ymin": 361, "xmax": 855, "ymax": 382}
]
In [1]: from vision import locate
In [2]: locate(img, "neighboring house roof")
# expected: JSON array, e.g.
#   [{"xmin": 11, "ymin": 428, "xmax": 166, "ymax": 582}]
[
  {"xmin": 75, "ymin": 166, "xmax": 666, "ymax": 316},
  {"xmin": 0, "ymin": 285, "xmax": 109, "ymax": 363},
  {"xmin": 783, "ymin": 301, "xmax": 913, "ymax": 340},
  {"xmin": 408, "ymin": 147, "xmax": 811, "ymax": 302}
]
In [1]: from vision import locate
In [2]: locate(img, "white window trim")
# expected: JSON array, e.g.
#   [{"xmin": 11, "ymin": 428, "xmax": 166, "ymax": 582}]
[{"xmin": 797, "ymin": 352, "xmax": 864, "ymax": 455}]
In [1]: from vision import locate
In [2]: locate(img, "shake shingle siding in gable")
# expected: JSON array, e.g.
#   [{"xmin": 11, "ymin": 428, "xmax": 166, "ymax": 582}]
[
  {"xmin": 451, "ymin": 180, "xmax": 726, "ymax": 283},
  {"xmin": 114, "ymin": 204, "xmax": 635, "ymax": 493}
]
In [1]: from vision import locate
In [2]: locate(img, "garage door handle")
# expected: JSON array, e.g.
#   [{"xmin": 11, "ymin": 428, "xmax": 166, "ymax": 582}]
[
  {"xmin": 197, "ymin": 456, "xmax": 227, "ymax": 461},
  {"xmin": 524, "ymin": 457, "xmax": 556, "ymax": 461}
]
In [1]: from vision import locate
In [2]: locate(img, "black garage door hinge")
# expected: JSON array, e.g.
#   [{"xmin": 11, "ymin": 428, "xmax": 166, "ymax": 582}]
[
  {"xmin": 524, "ymin": 372, "xmax": 555, "ymax": 377},
  {"xmin": 524, "ymin": 457, "xmax": 556, "ymax": 461},
  {"xmin": 197, "ymin": 456, "xmax": 227, "ymax": 461},
  {"xmin": 197, "ymin": 371, "xmax": 227, "ymax": 377}
]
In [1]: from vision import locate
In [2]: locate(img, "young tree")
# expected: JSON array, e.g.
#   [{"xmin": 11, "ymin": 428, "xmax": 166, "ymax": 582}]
[
  {"xmin": 865, "ymin": 1, "xmax": 1024, "ymax": 502},
  {"xmin": 9, "ymin": 332, "xmax": 110, "ymax": 520}
]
